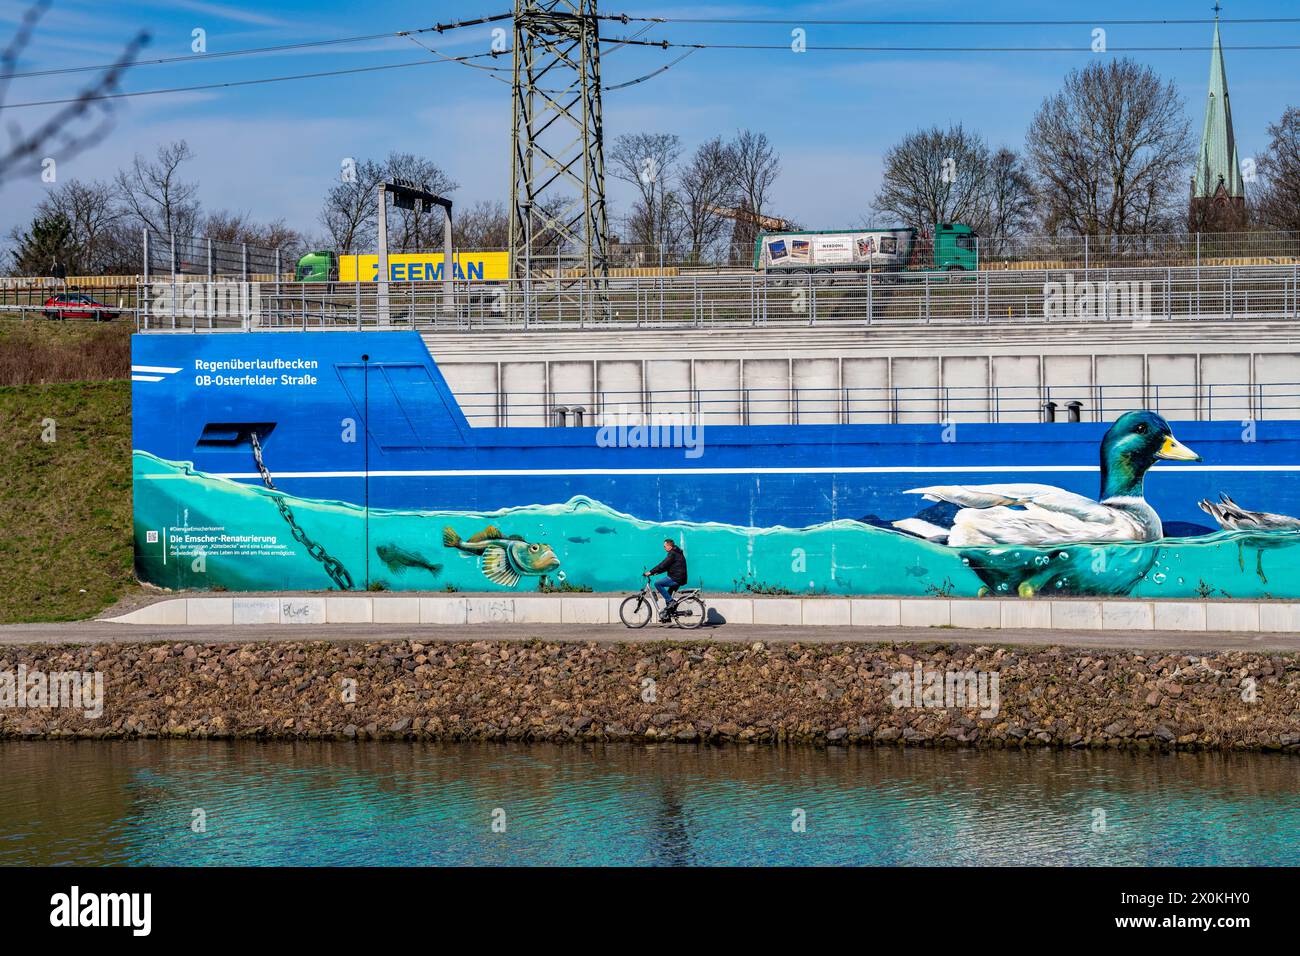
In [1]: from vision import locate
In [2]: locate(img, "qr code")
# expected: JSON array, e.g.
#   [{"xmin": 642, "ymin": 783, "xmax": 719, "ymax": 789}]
[{"xmin": 146, "ymin": 530, "xmax": 159, "ymax": 543}]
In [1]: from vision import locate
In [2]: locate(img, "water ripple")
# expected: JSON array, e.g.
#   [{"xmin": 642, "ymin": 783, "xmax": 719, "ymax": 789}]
[{"xmin": 0, "ymin": 742, "xmax": 1296, "ymax": 866}]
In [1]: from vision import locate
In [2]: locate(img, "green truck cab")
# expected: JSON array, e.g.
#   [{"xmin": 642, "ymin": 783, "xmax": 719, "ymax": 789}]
[
  {"xmin": 294, "ymin": 250, "xmax": 339, "ymax": 282},
  {"xmin": 931, "ymin": 222, "xmax": 979, "ymax": 271}
]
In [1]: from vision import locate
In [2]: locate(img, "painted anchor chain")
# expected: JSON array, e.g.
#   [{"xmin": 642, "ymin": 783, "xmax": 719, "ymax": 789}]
[{"xmin": 249, "ymin": 431, "xmax": 355, "ymax": 591}]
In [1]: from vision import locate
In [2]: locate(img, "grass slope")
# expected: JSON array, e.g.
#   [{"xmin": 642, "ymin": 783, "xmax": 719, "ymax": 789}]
[
  {"xmin": 0, "ymin": 318, "xmax": 135, "ymax": 622},
  {"xmin": 0, "ymin": 315, "xmax": 130, "ymax": 385}
]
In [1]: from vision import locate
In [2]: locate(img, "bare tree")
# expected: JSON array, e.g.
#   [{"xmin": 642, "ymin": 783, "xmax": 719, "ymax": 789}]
[
  {"xmin": 453, "ymin": 200, "xmax": 509, "ymax": 249},
  {"xmin": 873, "ymin": 124, "xmax": 993, "ymax": 233},
  {"xmin": 676, "ymin": 136, "xmax": 732, "ymax": 262},
  {"xmin": 984, "ymin": 148, "xmax": 1037, "ymax": 255},
  {"xmin": 317, "ymin": 153, "xmax": 456, "ymax": 253},
  {"xmin": 710, "ymin": 132, "xmax": 783, "ymax": 258},
  {"xmin": 381, "ymin": 152, "xmax": 457, "ymax": 251},
  {"xmin": 609, "ymin": 132, "xmax": 682, "ymax": 248},
  {"xmin": 0, "ymin": 1, "xmax": 149, "ymax": 190},
  {"xmin": 319, "ymin": 158, "xmax": 384, "ymax": 253},
  {"xmin": 113, "ymin": 140, "xmax": 202, "ymax": 238},
  {"xmin": 1254, "ymin": 107, "xmax": 1300, "ymax": 231},
  {"xmin": 724, "ymin": 129, "xmax": 780, "ymax": 225},
  {"xmin": 1026, "ymin": 58, "xmax": 1192, "ymax": 239},
  {"xmin": 36, "ymin": 178, "xmax": 122, "ymax": 272},
  {"xmin": 204, "ymin": 210, "xmax": 302, "ymax": 253}
]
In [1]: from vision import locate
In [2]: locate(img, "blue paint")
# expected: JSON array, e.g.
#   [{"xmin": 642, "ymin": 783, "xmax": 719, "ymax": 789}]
[{"xmin": 131, "ymin": 332, "xmax": 1300, "ymax": 595}]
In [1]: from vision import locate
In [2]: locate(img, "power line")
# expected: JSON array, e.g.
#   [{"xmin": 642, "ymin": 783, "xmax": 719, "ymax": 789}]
[
  {"xmin": 604, "ymin": 48, "xmax": 697, "ymax": 90},
  {"xmin": 405, "ymin": 34, "xmax": 512, "ymax": 75},
  {"xmin": 3, "ymin": 31, "xmax": 401, "ymax": 80},
  {"xmin": 402, "ymin": 21, "xmax": 678, "ymax": 92},
  {"xmin": 599, "ymin": 14, "xmax": 1300, "ymax": 26},
  {"xmin": 0, "ymin": 52, "xmax": 507, "ymax": 110},
  {"xmin": 0, "ymin": 13, "xmax": 512, "ymax": 82},
  {"xmin": 9, "ymin": 12, "xmax": 1290, "ymax": 85},
  {"xmin": 600, "ymin": 37, "xmax": 1300, "ymax": 54}
]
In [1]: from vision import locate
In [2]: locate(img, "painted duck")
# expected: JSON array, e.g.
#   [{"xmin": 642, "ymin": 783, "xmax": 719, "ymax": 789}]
[
  {"xmin": 1197, "ymin": 493, "xmax": 1300, "ymax": 583},
  {"xmin": 892, "ymin": 411, "xmax": 1200, "ymax": 597}
]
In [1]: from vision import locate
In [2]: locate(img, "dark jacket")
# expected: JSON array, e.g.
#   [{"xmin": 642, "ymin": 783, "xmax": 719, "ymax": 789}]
[{"xmin": 649, "ymin": 546, "xmax": 688, "ymax": 584}]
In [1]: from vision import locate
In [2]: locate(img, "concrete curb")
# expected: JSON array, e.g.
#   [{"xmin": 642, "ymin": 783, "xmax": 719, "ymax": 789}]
[{"xmin": 102, "ymin": 595, "xmax": 1300, "ymax": 633}]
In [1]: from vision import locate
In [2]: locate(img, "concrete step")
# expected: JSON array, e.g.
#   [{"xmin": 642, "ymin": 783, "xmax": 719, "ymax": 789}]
[{"xmin": 107, "ymin": 594, "xmax": 1300, "ymax": 633}]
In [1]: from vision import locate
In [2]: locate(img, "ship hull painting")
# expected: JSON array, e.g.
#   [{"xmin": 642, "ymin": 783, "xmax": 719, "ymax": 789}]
[{"xmin": 131, "ymin": 332, "xmax": 1300, "ymax": 598}]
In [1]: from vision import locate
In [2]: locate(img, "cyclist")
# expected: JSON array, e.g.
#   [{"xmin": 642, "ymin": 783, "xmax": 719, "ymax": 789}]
[{"xmin": 644, "ymin": 538, "xmax": 688, "ymax": 622}]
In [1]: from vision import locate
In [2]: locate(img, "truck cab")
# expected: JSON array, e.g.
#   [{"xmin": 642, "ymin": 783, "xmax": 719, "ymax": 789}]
[
  {"xmin": 933, "ymin": 223, "xmax": 979, "ymax": 271},
  {"xmin": 294, "ymin": 251, "xmax": 339, "ymax": 282}
]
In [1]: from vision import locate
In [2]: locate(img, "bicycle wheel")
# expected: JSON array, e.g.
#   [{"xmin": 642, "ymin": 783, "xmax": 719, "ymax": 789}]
[
  {"xmin": 673, "ymin": 596, "xmax": 706, "ymax": 629},
  {"xmin": 619, "ymin": 594, "xmax": 652, "ymax": 628}
]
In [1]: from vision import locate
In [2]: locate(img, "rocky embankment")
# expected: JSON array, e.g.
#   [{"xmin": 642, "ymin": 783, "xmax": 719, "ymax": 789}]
[{"xmin": 2, "ymin": 640, "xmax": 1298, "ymax": 750}]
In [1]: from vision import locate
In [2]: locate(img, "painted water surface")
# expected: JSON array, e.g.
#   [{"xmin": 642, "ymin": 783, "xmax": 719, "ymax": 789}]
[
  {"xmin": 0, "ymin": 742, "xmax": 1296, "ymax": 866},
  {"xmin": 134, "ymin": 451, "xmax": 1300, "ymax": 598}
]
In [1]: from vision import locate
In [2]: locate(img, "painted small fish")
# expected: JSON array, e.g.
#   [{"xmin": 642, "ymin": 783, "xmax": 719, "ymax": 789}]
[
  {"xmin": 594, "ymin": 526, "xmax": 617, "ymax": 535},
  {"xmin": 442, "ymin": 525, "xmax": 561, "ymax": 587},
  {"xmin": 567, "ymin": 536, "xmax": 592, "ymax": 544},
  {"xmin": 376, "ymin": 543, "xmax": 442, "ymax": 578},
  {"xmin": 904, "ymin": 565, "xmax": 929, "ymax": 578}
]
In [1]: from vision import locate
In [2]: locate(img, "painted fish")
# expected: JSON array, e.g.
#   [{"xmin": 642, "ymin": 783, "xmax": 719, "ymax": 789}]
[
  {"xmin": 594, "ymin": 526, "xmax": 618, "ymax": 535},
  {"xmin": 442, "ymin": 525, "xmax": 561, "ymax": 587},
  {"xmin": 904, "ymin": 565, "xmax": 929, "ymax": 578},
  {"xmin": 375, "ymin": 543, "xmax": 442, "ymax": 578},
  {"xmin": 567, "ymin": 536, "xmax": 592, "ymax": 544}
]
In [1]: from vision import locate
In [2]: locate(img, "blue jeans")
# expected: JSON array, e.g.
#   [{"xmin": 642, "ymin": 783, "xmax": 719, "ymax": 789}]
[{"xmin": 654, "ymin": 577, "xmax": 679, "ymax": 606}]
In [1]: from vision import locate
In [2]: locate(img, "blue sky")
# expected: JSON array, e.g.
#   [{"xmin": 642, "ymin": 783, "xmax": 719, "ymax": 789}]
[{"xmin": 2, "ymin": 0, "xmax": 1298, "ymax": 243}]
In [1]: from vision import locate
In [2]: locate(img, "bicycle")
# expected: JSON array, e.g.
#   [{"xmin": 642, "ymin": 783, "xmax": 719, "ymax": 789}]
[{"xmin": 619, "ymin": 576, "xmax": 706, "ymax": 629}]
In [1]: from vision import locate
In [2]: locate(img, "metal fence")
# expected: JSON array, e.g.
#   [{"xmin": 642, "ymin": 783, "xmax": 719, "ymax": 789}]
[
  {"xmin": 983, "ymin": 231, "xmax": 1300, "ymax": 269},
  {"xmin": 456, "ymin": 381, "xmax": 1300, "ymax": 427},
  {"xmin": 133, "ymin": 262, "xmax": 1300, "ymax": 331},
  {"xmin": 605, "ymin": 230, "xmax": 1300, "ymax": 271},
  {"xmin": 142, "ymin": 231, "xmax": 294, "ymax": 279}
]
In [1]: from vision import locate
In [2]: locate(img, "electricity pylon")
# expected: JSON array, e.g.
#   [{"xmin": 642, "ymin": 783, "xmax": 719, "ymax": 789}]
[{"xmin": 508, "ymin": 0, "xmax": 609, "ymax": 283}]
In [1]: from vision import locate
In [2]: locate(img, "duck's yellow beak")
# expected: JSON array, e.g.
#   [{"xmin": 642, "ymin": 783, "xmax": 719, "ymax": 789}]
[{"xmin": 1156, "ymin": 434, "xmax": 1200, "ymax": 461}]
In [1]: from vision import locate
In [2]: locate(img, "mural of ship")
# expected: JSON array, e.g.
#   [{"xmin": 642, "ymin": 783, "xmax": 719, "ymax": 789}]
[{"xmin": 131, "ymin": 331, "xmax": 1300, "ymax": 598}]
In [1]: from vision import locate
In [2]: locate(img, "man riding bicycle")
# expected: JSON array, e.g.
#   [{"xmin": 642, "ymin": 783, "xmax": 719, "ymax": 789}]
[{"xmin": 644, "ymin": 538, "xmax": 688, "ymax": 623}]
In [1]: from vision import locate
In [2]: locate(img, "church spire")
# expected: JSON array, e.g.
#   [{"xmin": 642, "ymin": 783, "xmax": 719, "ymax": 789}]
[{"xmin": 1192, "ymin": 6, "xmax": 1244, "ymax": 200}]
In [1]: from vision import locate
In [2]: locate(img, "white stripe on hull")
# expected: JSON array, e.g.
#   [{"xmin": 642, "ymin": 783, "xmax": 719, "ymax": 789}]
[{"xmin": 136, "ymin": 463, "xmax": 1300, "ymax": 480}]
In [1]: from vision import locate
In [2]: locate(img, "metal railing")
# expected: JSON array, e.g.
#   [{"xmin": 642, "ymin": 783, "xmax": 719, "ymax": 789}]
[
  {"xmin": 598, "ymin": 230, "xmax": 1300, "ymax": 270},
  {"xmin": 458, "ymin": 382, "xmax": 1300, "ymax": 428},
  {"xmin": 142, "ymin": 231, "xmax": 296, "ymax": 280},
  {"xmin": 130, "ymin": 262, "xmax": 1300, "ymax": 331}
]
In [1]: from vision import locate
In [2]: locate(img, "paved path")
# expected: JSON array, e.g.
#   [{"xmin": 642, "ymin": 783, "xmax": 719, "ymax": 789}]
[{"xmin": 1, "ymin": 620, "xmax": 1297, "ymax": 653}]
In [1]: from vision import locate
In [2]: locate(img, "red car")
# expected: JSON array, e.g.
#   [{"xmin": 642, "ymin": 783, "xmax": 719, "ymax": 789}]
[{"xmin": 41, "ymin": 292, "xmax": 118, "ymax": 321}]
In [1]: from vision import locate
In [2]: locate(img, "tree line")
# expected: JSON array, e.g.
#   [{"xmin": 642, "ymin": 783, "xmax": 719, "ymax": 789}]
[
  {"xmin": 606, "ymin": 128, "xmax": 785, "ymax": 263},
  {"xmin": 874, "ymin": 58, "xmax": 1300, "ymax": 252},
  {"xmin": 13, "ymin": 55, "xmax": 1300, "ymax": 276},
  {"xmin": 7, "ymin": 141, "xmax": 302, "ymax": 276}
]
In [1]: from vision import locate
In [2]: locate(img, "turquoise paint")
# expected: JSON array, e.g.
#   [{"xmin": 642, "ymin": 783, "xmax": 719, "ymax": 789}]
[{"xmin": 133, "ymin": 451, "xmax": 1300, "ymax": 598}]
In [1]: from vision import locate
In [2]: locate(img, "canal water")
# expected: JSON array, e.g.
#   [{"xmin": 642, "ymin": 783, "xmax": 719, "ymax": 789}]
[{"xmin": 1, "ymin": 742, "xmax": 1296, "ymax": 866}]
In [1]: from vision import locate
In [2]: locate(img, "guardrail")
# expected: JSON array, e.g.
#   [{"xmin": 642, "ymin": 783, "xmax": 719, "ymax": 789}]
[
  {"xmin": 128, "ymin": 262, "xmax": 1300, "ymax": 331},
  {"xmin": 583, "ymin": 230, "xmax": 1300, "ymax": 270},
  {"xmin": 458, "ymin": 382, "xmax": 1300, "ymax": 427}
]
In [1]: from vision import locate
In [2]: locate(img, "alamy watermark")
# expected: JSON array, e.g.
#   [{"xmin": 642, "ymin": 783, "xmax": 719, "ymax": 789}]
[
  {"xmin": 148, "ymin": 280, "xmax": 262, "ymax": 322},
  {"xmin": 1043, "ymin": 274, "xmax": 1153, "ymax": 325},
  {"xmin": 1, "ymin": 665, "xmax": 104, "ymax": 718},
  {"xmin": 50, "ymin": 886, "xmax": 150, "ymax": 936},
  {"xmin": 595, "ymin": 406, "xmax": 704, "ymax": 459},
  {"xmin": 890, "ymin": 665, "xmax": 1000, "ymax": 719}
]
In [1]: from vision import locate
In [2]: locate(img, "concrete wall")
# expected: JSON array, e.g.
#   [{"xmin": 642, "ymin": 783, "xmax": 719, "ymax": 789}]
[
  {"xmin": 108, "ymin": 595, "xmax": 1300, "ymax": 633},
  {"xmin": 428, "ymin": 324, "xmax": 1300, "ymax": 426}
]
